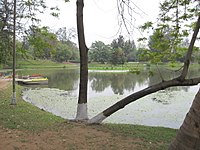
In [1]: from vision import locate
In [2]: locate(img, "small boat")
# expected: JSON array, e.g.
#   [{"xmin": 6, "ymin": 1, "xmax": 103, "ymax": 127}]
[{"xmin": 16, "ymin": 75, "xmax": 48, "ymax": 85}]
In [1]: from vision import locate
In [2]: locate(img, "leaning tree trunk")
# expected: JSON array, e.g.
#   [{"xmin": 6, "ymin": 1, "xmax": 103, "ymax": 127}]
[
  {"xmin": 88, "ymin": 78, "xmax": 200, "ymax": 123},
  {"xmin": 169, "ymin": 88, "xmax": 200, "ymax": 150},
  {"xmin": 88, "ymin": 15, "xmax": 200, "ymax": 124},
  {"xmin": 75, "ymin": 0, "xmax": 89, "ymax": 121}
]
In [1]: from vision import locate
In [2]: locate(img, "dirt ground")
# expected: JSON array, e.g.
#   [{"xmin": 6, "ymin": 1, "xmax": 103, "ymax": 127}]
[
  {"xmin": 0, "ymin": 123, "xmax": 140, "ymax": 150},
  {"xmin": 0, "ymin": 79, "xmax": 11, "ymax": 91},
  {"xmin": 0, "ymin": 79, "xmax": 140, "ymax": 150}
]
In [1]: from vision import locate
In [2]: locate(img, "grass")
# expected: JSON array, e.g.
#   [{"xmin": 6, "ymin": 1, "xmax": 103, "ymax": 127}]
[
  {"xmin": 88, "ymin": 62, "xmax": 145, "ymax": 71},
  {"xmin": 0, "ymin": 84, "xmax": 64, "ymax": 132},
  {"xmin": 1, "ymin": 59, "xmax": 198, "ymax": 71},
  {"xmin": 103, "ymin": 124, "xmax": 177, "ymax": 149},
  {"xmin": 88, "ymin": 62, "xmax": 189, "ymax": 71},
  {"xmin": 0, "ymin": 83, "xmax": 177, "ymax": 149},
  {"xmin": 17, "ymin": 59, "xmax": 78, "ymax": 69}
]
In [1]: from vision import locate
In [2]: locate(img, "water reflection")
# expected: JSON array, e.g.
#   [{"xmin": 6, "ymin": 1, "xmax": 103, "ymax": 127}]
[
  {"xmin": 48, "ymin": 69, "xmax": 79, "ymax": 91},
  {"xmin": 20, "ymin": 68, "xmax": 199, "ymax": 128},
  {"xmin": 18, "ymin": 67, "xmax": 199, "ymax": 103},
  {"xmin": 89, "ymin": 73, "xmax": 136, "ymax": 95}
]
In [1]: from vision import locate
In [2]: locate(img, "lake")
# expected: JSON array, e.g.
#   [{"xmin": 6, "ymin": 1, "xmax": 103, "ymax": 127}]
[{"xmin": 19, "ymin": 67, "xmax": 200, "ymax": 129}]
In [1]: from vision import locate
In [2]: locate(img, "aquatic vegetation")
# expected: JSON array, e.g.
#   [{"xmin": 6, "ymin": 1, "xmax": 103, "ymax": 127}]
[{"xmin": 23, "ymin": 88, "xmax": 196, "ymax": 129}]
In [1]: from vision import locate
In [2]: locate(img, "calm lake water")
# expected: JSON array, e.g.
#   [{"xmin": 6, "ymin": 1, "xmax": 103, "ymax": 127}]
[{"xmin": 19, "ymin": 67, "xmax": 200, "ymax": 129}]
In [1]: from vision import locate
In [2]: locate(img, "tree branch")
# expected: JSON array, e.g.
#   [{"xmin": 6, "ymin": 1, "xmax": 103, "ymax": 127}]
[
  {"xmin": 178, "ymin": 15, "xmax": 200, "ymax": 81},
  {"xmin": 104, "ymin": 77, "xmax": 200, "ymax": 117}
]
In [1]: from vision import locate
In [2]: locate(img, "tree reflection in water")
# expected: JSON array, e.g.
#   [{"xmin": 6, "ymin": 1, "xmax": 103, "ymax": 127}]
[{"xmin": 18, "ymin": 67, "xmax": 198, "ymax": 102}]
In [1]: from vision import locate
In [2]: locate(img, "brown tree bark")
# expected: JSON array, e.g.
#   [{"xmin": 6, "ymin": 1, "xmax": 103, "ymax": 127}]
[
  {"xmin": 178, "ymin": 16, "xmax": 200, "ymax": 81},
  {"xmin": 168, "ymin": 88, "xmax": 200, "ymax": 150},
  {"xmin": 75, "ymin": 0, "xmax": 88, "ymax": 120},
  {"xmin": 167, "ymin": 17, "xmax": 200, "ymax": 149}
]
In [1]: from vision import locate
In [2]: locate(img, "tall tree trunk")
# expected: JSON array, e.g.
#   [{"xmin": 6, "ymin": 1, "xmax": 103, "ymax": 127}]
[
  {"xmin": 75, "ymin": 0, "xmax": 88, "ymax": 121},
  {"xmin": 169, "ymin": 88, "xmax": 200, "ymax": 150},
  {"xmin": 168, "ymin": 17, "xmax": 200, "ymax": 149}
]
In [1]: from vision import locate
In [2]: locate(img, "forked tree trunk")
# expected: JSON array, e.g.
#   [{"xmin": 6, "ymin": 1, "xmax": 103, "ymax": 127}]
[
  {"xmin": 169, "ymin": 88, "xmax": 200, "ymax": 150},
  {"xmin": 75, "ymin": 0, "xmax": 88, "ymax": 121}
]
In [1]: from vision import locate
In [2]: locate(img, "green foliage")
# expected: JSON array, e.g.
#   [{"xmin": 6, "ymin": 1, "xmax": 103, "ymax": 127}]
[
  {"xmin": 26, "ymin": 26, "xmax": 79, "ymax": 62},
  {"xmin": 89, "ymin": 41, "xmax": 111, "ymax": 64},
  {"xmin": 110, "ymin": 35, "xmax": 137, "ymax": 64},
  {"xmin": 27, "ymin": 26, "xmax": 57, "ymax": 59},
  {"xmin": 139, "ymin": 21, "xmax": 153, "ymax": 31},
  {"xmin": 89, "ymin": 35, "xmax": 137, "ymax": 65},
  {"xmin": 137, "ymin": 47, "xmax": 151, "ymax": 62},
  {"xmin": 0, "ymin": 0, "xmax": 67, "ymax": 65},
  {"xmin": 0, "ymin": 0, "xmax": 13, "ymax": 65},
  {"xmin": 138, "ymin": 0, "xmax": 200, "ymax": 64},
  {"xmin": 124, "ymin": 40, "xmax": 137, "ymax": 61},
  {"xmin": 110, "ymin": 47, "xmax": 127, "ymax": 65},
  {"xmin": 54, "ymin": 42, "xmax": 72, "ymax": 62},
  {"xmin": 147, "ymin": 28, "xmax": 184, "ymax": 63},
  {"xmin": 0, "ymin": 31, "xmax": 12, "ymax": 65}
]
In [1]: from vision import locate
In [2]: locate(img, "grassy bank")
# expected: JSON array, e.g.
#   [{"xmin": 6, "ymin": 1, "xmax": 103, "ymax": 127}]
[
  {"xmin": 0, "ymin": 84, "xmax": 64, "ymax": 131},
  {"xmin": 0, "ymin": 59, "xmax": 78, "ymax": 70},
  {"xmin": 0, "ymin": 84, "xmax": 177, "ymax": 149},
  {"xmin": 104, "ymin": 124, "xmax": 176, "ymax": 149},
  {"xmin": 88, "ymin": 62, "xmax": 188, "ymax": 71},
  {"xmin": 17, "ymin": 59, "xmax": 79, "ymax": 69},
  {"xmin": 1, "ymin": 60, "xmax": 198, "ymax": 71}
]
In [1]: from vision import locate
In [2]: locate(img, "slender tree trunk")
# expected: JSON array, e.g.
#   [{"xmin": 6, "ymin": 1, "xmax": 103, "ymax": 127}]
[
  {"xmin": 169, "ymin": 88, "xmax": 200, "ymax": 150},
  {"xmin": 11, "ymin": 0, "xmax": 16, "ymax": 105},
  {"xmin": 75, "ymin": 0, "xmax": 88, "ymax": 121},
  {"xmin": 178, "ymin": 16, "xmax": 200, "ymax": 81}
]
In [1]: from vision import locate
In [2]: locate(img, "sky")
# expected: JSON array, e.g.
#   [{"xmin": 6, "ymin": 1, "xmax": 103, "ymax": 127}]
[{"xmin": 39, "ymin": 0, "xmax": 161, "ymax": 47}]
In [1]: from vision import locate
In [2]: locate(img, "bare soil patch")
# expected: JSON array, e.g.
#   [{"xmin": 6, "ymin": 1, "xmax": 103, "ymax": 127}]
[
  {"xmin": 0, "ymin": 122, "xmax": 140, "ymax": 150},
  {"xmin": 0, "ymin": 79, "xmax": 11, "ymax": 91}
]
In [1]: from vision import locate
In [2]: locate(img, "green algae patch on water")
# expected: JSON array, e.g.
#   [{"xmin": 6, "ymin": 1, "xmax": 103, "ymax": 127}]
[{"xmin": 22, "ymin": 88, "xmax": 196, "ymax": 129}]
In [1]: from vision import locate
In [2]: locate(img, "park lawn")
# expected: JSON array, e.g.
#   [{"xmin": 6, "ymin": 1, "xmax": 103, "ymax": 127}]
[
  {"xmin": 17, "ymin": 59, "xmax": 79, "ymax": 69},
  {"xmin": 0, "ymin": 83, "xmax": 177, "ymax": 149},
  {"xmin": 1, "ymin": 59, "xmax": 78, "ymax": 70},
  {"xmin": 1, "ymin": 59, "xmax": 196, "ymax": 71},
  {"xmin": 0, "ymin": 83, "xmax": 64, "ymax": 131}
]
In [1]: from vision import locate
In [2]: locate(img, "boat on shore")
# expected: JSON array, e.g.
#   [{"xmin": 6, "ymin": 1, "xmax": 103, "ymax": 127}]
[{"xmin": 16, "ymin": 74, "xmax": 48, "ymax": 85}]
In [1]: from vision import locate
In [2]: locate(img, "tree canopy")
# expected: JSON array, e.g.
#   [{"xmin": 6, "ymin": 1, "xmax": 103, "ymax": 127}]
[{"xmin": 89, "ymin": 35, "xmax": 137, "ymax": 65}]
